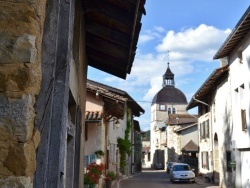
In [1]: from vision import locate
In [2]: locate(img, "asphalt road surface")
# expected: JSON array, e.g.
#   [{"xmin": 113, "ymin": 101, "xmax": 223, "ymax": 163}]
[{"xmin": 119, "ymin": 168, "xmax": 209, "ymax": 188}]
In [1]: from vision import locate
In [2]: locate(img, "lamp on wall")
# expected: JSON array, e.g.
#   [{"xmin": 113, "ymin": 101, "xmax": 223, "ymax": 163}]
[{"xmin": 96, "ymin": 90, "xmax": 99, "ymax": 99}]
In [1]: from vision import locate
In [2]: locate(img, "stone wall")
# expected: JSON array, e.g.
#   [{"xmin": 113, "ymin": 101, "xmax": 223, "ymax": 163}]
[{"xmin": 0, "ymin": 0, "xmax": 47, "ymax": 187}]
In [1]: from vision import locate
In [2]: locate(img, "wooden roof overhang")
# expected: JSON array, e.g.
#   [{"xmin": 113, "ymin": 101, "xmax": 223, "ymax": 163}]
[
  {"xmin": 87, "ymin": 79, "xmax": 145, "ymax": 122},
  {"xmin": 87, "ymin": 79, "xmax": 145, "ymax": 117},
  {"xmin": 83, "ymin": 0, "xmax": 146, "ymax": 79},
  {"xmin": 87, "ymin": 82, "xmax": 126, "ymax": 122},
  {"xmin": 186, "ymin": 66, "xmax": 229, "ymax": 110},
  {"xmin": 214, "ymin": 6, "xmax": 250, "ymax": 59}
]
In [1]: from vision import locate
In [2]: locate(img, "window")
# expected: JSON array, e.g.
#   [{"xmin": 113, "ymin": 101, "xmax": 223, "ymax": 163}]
[
  {"xmin": 85, "ymin": 154, "xmax": 96, "ymax": 166},
  {"xmin": 201, "ymin": 152, "xmax": 209, "ymax": 170},
  {"xmin": 200, "ymin": 120, "xmax": 209, "ymax": 139},
  {"xmin": 109, "ymin": 144, "xmax": 116, "ymax": 163},
  {"xmin": 168, "ymin": 107, "xmax": 171, "ymax": 114},
  {"xmin": 205, "ymin": 120, "xmax": 209, "ymax": 138},
  {"xmin": 148, "ymin": 152, "xmax": 151, "ymax": 161},
  {"xmin": 200, "ymin": 123, "xmax": 203, "ymax": 139},
  {"xmin": 172, "ymin": 107, "xmax": 176, "ymax": 114}
]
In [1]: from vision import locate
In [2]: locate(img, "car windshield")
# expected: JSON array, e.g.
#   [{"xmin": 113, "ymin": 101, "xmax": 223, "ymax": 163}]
[{"xmin": 173, "ymin": 165, "xmax": 190, "ymax": 171}]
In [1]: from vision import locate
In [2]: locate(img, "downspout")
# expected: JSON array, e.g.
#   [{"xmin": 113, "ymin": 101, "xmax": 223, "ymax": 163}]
[{"xmin": 192, "ymin": 97, "xmax": 215, "ymax": 184}]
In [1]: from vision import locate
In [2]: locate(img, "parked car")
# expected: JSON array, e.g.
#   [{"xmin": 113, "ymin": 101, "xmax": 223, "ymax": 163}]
[
  {"xmin": 166, "ymin": 162, "xmax": 175, "ymax": 173},
  {"xmin": 154, "ymin": 162, "xmax": 164, "ymax": 170},
  {"xmin": 169, "ymin": 163, "xmax": 195, "ymax": 183}
]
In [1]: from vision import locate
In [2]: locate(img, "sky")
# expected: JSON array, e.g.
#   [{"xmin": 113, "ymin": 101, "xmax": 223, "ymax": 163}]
[{"xmin": 87, "ymin": 1, "xmax": 250, "ymax": 131}]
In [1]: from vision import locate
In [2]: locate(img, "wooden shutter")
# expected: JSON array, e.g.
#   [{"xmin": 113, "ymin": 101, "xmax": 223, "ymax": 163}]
[{"xmin": 241, "ymin": 109, "xmax": 246, "ymax": 131}]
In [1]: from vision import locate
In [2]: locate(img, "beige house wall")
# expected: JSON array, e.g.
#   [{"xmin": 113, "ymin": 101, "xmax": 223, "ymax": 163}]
[{"xmin": 180, "ymin": 125, "xmax": 198, "ymax": 148}]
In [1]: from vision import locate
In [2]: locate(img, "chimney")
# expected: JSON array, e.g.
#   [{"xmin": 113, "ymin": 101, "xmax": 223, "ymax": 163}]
[{"xmin": 220, "ymin": 57, "xmax": 228, "ymax": 67}]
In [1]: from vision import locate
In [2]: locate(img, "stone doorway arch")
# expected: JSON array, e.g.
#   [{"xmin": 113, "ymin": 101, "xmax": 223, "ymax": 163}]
[{"xmin": 214, "ymin": 133, "xmax": 220, "ymax": 184}]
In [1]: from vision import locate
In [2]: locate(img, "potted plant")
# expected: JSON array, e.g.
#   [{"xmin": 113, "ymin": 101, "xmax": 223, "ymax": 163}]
[
  {"xmin": 95, "ymin": 150, "xmax": 105, "ymax": 158},
  {"xmin": 84, "ymin": 162, "xmax": 105, "ymax": 188},
  {"xmin": 104, "ymin": 171, "xmax": 116, "ymax": 188}
]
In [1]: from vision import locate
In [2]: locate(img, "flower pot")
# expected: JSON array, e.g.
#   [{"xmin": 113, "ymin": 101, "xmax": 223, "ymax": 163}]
[{"xmin": 105, "ymin": 180, "xmax": 112, "ymax": 188}]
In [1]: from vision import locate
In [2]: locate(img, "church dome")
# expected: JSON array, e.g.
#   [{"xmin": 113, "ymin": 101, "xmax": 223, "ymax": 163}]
[
  {"xmin": 152, "ymin": 86, "xmax": 187, "ymax": 104},
  {"xmin": 152, "ymin": 63, "xmax": 187, "ymax": 104}
]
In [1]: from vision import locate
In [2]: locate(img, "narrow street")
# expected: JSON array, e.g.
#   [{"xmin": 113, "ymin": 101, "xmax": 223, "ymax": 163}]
[{"xmin": 118, "ymin": 168, "xmax": 215, "ymax": 188}]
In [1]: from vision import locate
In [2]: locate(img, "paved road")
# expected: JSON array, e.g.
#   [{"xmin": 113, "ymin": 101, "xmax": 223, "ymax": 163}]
[{"xmin": 119, "ymin": 169, "xmax": 210, "ymax": 188}]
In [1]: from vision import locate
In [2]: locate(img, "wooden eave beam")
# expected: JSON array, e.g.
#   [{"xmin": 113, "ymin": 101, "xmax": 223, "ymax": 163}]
[
  {"xmin": 87, "ymin": 47, "xmax": 127, "ymax": 67},
  {"xmin": 86, "ymin": 11, "xmax": 131, "ymax": 34},
  {"xmin": 87, "ymin": 54, "xmax": 127, "ymax": 73},
  {"xmin": 86, "ymin": 33, "xmax": 128, "ymax": 58},
  {"xmin": 85, "ymin": 0, "xmax": 134, "ymax": 30},
  {"xmin": 106, "ymin": 0, "xmax": 136, "ymax": 10},
  {"xmin": 86, "ymin": 21, "xmax": 131, "ymax": 48},
  {"xmin": 87, "ymin": 59, "xmax": 126, "ymax": 79}
]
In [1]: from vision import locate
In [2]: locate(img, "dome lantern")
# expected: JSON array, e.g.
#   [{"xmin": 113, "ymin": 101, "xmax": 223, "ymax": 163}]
[{"xmin": 162, "ymin": 63, "xmax": 175, "ymax": 87}]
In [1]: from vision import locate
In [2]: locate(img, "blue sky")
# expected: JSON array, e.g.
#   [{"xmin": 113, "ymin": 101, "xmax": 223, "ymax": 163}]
[{"xmin": 88, "ymin": 1, "xmax": 250, "ymax": 131}]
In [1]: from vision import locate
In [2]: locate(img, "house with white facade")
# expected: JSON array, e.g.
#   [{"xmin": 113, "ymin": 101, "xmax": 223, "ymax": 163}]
[
  {"xmin": 213, "ymin": 6, "xmax": 250, "ymax": 188},
  {"xmin": 187, "ymin": 6, "xmax": 250, "ymax": 188},
  {"xmin": 187, "ymin": 65, "xmax": 230, "ymax": 186}
]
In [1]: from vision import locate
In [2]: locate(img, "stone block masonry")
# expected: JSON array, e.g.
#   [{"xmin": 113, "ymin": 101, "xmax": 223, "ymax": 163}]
[
  {"xmin": 0, "ymin": 34, "xmax": 37, "ymax": 64},
  {"xmin": 0, "ymin": 0, "xmax": 47, "ymax": 187}
]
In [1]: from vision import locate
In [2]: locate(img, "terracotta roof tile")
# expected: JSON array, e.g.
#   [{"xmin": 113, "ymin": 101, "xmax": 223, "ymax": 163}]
[{"xmin": 167, "ymin": 114, "xmax": 198, "ymax": 125}]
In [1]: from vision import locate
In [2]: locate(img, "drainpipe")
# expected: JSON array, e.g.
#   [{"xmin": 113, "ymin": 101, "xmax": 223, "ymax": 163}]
[{"xmin": 192, "ymin": 97, "xmax": 214, "ymax": 184}]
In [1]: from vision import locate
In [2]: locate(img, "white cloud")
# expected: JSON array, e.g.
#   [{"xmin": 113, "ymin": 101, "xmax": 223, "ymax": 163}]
[
  {"xmin": 138, "ymin": 34, "xmax": 155, "ymax": 43},
  {"xmin": 153, "ymin": 26, "xmax": 165, "ymax": 33},
  {"xmin": 156, "ymin": 24, "xmax": 231, "ymax": 61},
  {"xmin": 138, "ymin": 26, "xmax": 165, "ymax": 44}
]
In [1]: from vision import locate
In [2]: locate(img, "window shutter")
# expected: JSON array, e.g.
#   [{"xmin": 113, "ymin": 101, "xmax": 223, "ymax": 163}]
[
  {"xmin": 241, "ymin": 109, "xmax": 246, "ymax": 131},
  {"xmin": 206, "ymin": 152, "xmax": 209, "ymax": 170},
  {"xmin": 205, "ymin": 120, "xmax": 209, "ymax": 138}
]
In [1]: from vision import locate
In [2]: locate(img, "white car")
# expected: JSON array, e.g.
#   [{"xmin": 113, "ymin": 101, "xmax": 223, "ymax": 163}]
[{"xmin": 169, "ymin": 163, "xmax": 195, "ymax": 183}]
